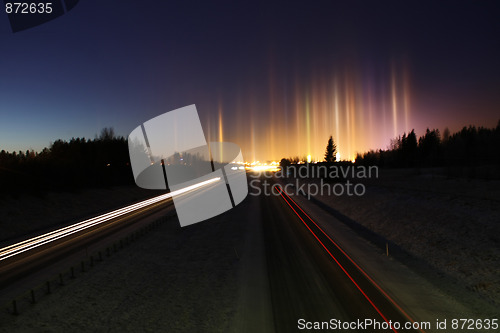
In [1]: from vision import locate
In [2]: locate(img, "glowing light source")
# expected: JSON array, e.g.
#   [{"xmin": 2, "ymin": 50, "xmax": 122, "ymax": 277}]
[
  {"xmin": 244, "ymin": 161, "xmax": 280, "ymax": 172},
  {"xmin": 336, "ymin": 152, "xmax": 340, "ymax": 162},
  {"xmin": 307, "ymin": 155, "xmax": 312, "ymax": 163},
  {"xmin": 247, "ymin": 165, "xmax": 280, "ymax": 172},
  {"xmin": 206, "ymin": 61, "xmax": 412, "ymax": 163}
]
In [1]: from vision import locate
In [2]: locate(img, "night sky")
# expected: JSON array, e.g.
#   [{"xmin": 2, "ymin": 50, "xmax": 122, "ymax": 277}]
[{"xmin": 1, "ymin": 1, "xmax": 499, "ymax": 161}]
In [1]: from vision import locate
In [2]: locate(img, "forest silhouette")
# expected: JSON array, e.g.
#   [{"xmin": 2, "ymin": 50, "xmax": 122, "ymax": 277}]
[
  {"xmin": 1, "ymin": 122, "xmax": 500, "ymax": 195},
  {"xmin": 356, "ymin": 122, "xmax": 500, "ymax": 172},
  {"xmin": 0, "ymin": 128, "xmax": 133, "ymax": 195}
]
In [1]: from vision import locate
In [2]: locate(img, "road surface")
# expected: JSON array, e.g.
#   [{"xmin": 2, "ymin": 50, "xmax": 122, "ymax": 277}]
[
  {"xmin": 0, "ymin": 175, "xmax": 426, "ymax": 332},
  {"xmin": 258, "ymin": 179, "xmax": 422, "ymax": 332}
]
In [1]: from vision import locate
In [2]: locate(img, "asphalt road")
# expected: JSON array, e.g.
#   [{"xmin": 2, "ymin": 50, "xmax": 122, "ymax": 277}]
[
  {"xmin": 1, "ymin": 175, "xmax": 425, "ymax": 332},
  {"xmin": 259, "ymin": 179, "xmax": 422, "ymax": 333}
]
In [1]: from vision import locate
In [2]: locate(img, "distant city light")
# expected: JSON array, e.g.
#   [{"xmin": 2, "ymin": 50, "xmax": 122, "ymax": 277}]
[{"xmin": 243, "ymin": 161, "xmax": 280, "ymax": 172}]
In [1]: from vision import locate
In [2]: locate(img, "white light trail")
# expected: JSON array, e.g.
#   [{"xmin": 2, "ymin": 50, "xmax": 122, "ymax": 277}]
[{"xmin": 0, "ymin": 177, "xmax": 220, "ymax": 262}]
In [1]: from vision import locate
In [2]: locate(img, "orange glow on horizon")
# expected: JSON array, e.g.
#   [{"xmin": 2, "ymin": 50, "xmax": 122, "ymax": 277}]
[{"xmin": 204, "ymin": 61, "xmax": 412, "ymax": 163}]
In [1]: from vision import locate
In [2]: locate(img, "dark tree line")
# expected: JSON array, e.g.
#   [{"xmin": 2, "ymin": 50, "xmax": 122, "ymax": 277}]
[
  {"xmin": 356, "ymin": 121, "xmax": 500, "ymax": 170},
  {"xmin": 0, "ymin": 128, "xmax": 134, "ymax": 195},
  {"xmin": 324, "ymin": 136, "xmax": 337, "ymax": 163}
]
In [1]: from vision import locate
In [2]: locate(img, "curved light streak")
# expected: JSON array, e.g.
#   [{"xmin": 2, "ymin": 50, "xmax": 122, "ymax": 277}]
[{"xmin": 0, "ymin": 177, "xmax": 221, "ymax": 262}]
